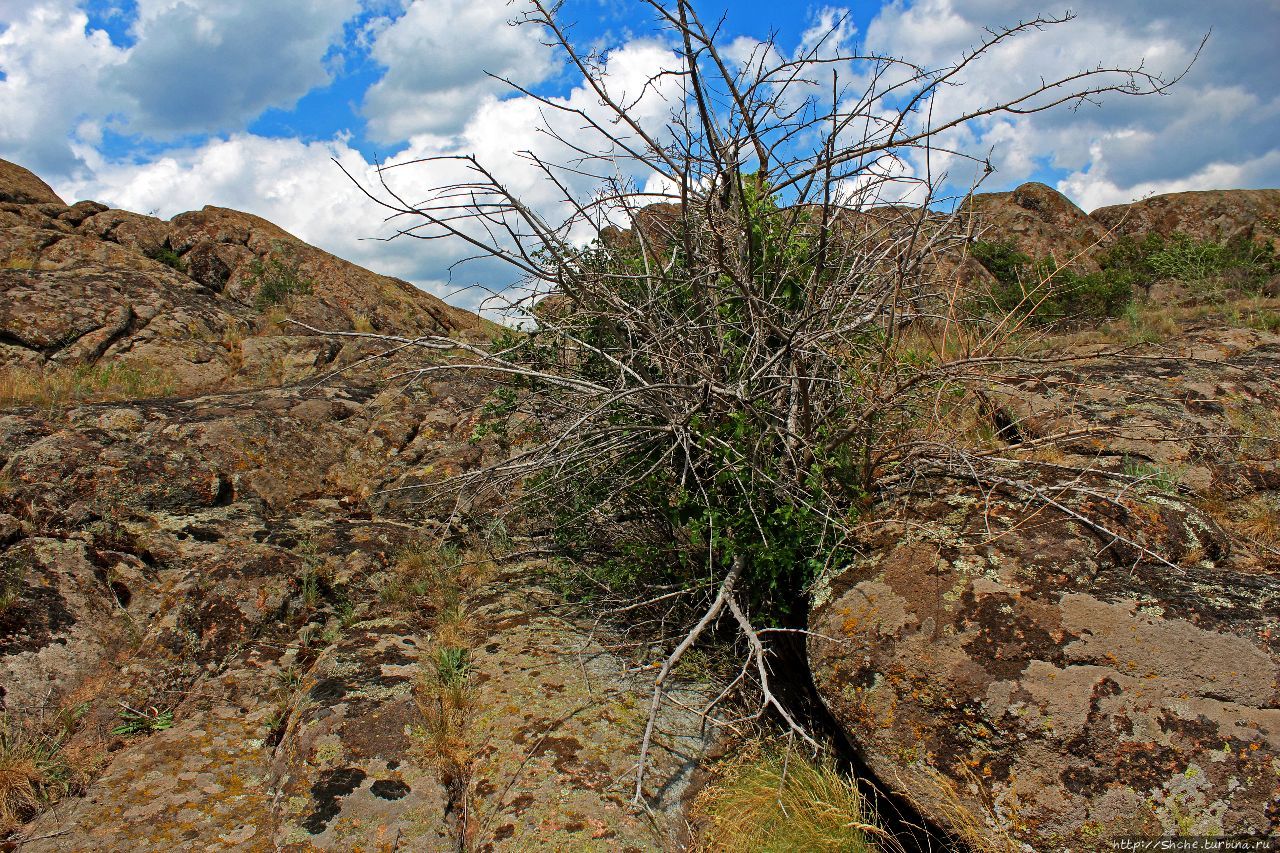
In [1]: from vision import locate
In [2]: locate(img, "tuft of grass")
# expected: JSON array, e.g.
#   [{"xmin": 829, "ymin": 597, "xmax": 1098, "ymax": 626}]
[
  {"xmin": 1120, "ymin": 302, "xmax": 1181, "ymax": 345},
  {"xmin": 0, "ymin": 362, "xmax": 176, "ymax": 410},
  {"xmin": 0, "ymin": 583, "xmax": 18, "ymax": 615},
  {"xmin": 403, "ymin": 542, "xmax": 491, "ymax": 846},
  {"xmin": 292, "ymin": 537, "xmax": 329, "ymax": 617},
  {"xmin": 432, "ymin": 646, "xmax": 471, "ymax": 690},
  {"xmin": 0, "ymin": 704, "xmax": 91, "ymax": 834},
  {"xmin": 904, "ymin": 766, "xmax": 1021, "ymax": 853},
  {"xmin": 1239, "ymin": 497, "xmax": 1280, "ymax": 547},
  {"xmin": 351, "ymin": 313, "xmax": 374, "ymax": 333},
  {"xmin": 692, "ymin": 740, "xmax": 887, "ymax": 853},
  {"xmin": 0, "ymin": 555, "xmax": 22, "ymax": 614},
  {"xmin": 1246, "ymin": 308, "xmax": 1280, "ymax": 334},
  {"xmin": 1122, "ymin": 456, "xmax": 1180, "ymax": 494},
  {"xmin": 384, "ymin": 545, "xmax": 476, "ymax": 612}
]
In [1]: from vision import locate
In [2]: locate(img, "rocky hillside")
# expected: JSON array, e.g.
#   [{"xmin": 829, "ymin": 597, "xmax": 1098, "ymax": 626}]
[
  {"xmin": 1, "ymin": 154, "xmax": 1278, "ymax": 851},
  {"xmin": 0, "ymin": 158, "xmax": 715, "ymax": 851},
  {"xmin": 0, "ymin": 158, "xmax": 491, "ymax": 392}
]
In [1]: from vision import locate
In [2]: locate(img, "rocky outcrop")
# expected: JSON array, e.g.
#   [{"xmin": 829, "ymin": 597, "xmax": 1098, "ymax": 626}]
[
  {"xmin": 0, "ymin": 323, "xmax": 712, "ymax": 850},
  {"xmin": 0, "ymin": 158, "xmax": 714, "ymax": 848},
  {"xmin": 0, "ymin": 159, "xmax": 64, "ymax": 206},
  {"xmin": 0, "ymin": 157, "xmax": 494, "ymax": 394},
  {"xmin": 1093, "ymin": 189, "xmax": 1280, "ymax": 253},
  {"xmin": 809, "ymin": 327, "xmax": 1280, "ymax": 849},
  {"xmin": 966, "ymin": 182, "xmax": 1112, "ymax": 271}
]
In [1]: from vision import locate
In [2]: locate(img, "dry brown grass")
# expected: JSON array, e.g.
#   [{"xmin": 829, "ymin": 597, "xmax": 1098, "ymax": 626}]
[
  {"xmin": 899, "ymin": 766, "xmax": 1021, "ymax": 853},
  {"xmin": 692, "ymin": 739, "xmax": 892, "ymax": 853},
  {"xmin": 0, "ymin": 705, "xmax": 97, "ymax": 836},
  {"xmin": 402, "ymin": 543, "xmax": 492, "ymax": 847},
  {"xmin": 1203, "ymin": 494, "xmax": 1280, "ymax": 558},
  {"xmin": 1225, "ymin": 399, "xmax": 1280, "ymax": 462},
  {"xmin": 1239, "ymin": 498, "xmax": 1280, "ymax": 547},
  {"xmin": 1026, "ymin": 293, "xmax": 1280, "ymax": 355},
  {"xmin": 0, "ymin": 362, "xmax": 176, "ymax": 409}
]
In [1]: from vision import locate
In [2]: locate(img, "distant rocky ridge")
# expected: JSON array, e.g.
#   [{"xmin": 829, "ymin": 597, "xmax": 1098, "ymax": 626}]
[{"xmin": 0, "ymin": 158, "xmax": 491, "ymax": 392}]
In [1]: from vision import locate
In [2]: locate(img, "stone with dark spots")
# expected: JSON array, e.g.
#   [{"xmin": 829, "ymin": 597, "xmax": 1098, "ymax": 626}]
[
  {"xmin": 0, "ymin": 581, "xmax": 77, "ymax": 654},
  {"xmin": 301, "ymin": 767, "xmax": 367, "ymax": 835},
  {"xmin": 308, "ymin": 677, "xmax": 348, "ymax": 703},
  {"xmin": 811, "ymin": 342, "xmax": 1280, "ymax": 853}
]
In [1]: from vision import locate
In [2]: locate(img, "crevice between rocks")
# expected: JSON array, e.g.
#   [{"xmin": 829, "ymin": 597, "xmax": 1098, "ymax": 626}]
[{"xmin": 769, "ymin": 632, "xmax": 965, "ymax": 853}]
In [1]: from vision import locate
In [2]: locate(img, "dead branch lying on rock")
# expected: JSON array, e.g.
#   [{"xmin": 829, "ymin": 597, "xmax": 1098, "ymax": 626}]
[{"xmin": 328, "ymin": 0, "xmax": 1199, "ymax": 800}]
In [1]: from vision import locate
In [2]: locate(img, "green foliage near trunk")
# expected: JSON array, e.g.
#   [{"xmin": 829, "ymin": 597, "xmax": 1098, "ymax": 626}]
[{"xmin": 489, "ymin": 180, "xmax": 866, "ymax": 625}]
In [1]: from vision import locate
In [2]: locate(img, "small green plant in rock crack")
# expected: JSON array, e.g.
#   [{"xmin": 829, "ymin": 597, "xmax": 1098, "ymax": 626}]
[
  {"xmin": 111, "ymin": 704, "xmax": 174, "ymax": 737},
  {"xmin": 144, "ymin": 245, "xmax": 186, "ymax": 272},
  {"xmin": 0, "ymin": 573, "xmax": 20, "ymax": 614},
  {"xmin": 1122, "ymin": 456, "xmax": 1180, "ymax": 494},
  {"xmin": 292, "ymin": 536, "xmax": 329, "ymax": 615},
  {"xmin": 431, "ymin": 646, "xmax": 472, "ymax": 690},
  {"xmin": 0, "ymin": 550, "xmax": 33, "ymax": 614},
  {"xmin": 246, "ymin": 239, "xmax": 313, "ymax": 310},
  {"xmin": 277, "ymin": 664, "xmax": 304, "ymax": 691}
]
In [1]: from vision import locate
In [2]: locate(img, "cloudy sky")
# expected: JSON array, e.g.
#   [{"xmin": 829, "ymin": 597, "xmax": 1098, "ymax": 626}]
[{"xmin": 1, "ymin": 0, "xmax": 1276, "ymax": 312}]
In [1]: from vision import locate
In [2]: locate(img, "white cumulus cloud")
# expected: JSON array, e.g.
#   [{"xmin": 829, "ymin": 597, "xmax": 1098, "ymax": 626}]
[
  {"xmin": 360, "ymin": 0, "xmax": 557, "ymax": 142},
  {"xmin": 861, "ymin": 0, "xmax": 1280, "ymax": 207}
]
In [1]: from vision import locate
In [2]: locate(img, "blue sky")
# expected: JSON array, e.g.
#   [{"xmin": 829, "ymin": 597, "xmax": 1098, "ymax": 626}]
[{"xmin": 1, "ymin": 0, "xmax": 1276, "ymax": 312}]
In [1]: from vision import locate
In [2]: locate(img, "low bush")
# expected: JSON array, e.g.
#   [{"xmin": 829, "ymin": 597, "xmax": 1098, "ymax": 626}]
[
  {"xmin": 972, "ymin": 241, "xmax": 1133, "ymax": 323},
  {"xmin": 144, "ymin": 246, "xmax": 186, "ymax": 273},
  {"xmin": 972, "ymin": 231, "xmax": 1280, "ymax": 324},
  {"xmin": 1145, "ymin": 233, "xmax": 1279, "ymax": 289},
  {"xmin": 246, "ymin": 241, "xmax": 313, "ymax": 310}
]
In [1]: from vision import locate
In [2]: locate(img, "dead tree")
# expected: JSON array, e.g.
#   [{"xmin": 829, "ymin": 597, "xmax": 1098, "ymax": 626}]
[{"xmin": 332, "ymin": 0, "xmax": 1200, "ymax": 800}]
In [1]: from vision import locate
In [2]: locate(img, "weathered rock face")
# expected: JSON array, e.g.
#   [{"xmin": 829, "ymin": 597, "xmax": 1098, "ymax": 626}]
[
  {"xmin": 0, "ymin": 159, "xmax": 64, "ymax": 205},
  {"xmin": 1, "ymin": 157, "xmax": 716, "ymax": 849},
  {"xmin": 1093, "ymin": 189, "xmax": 1280, "ymax": 253},
  {"xmin": 967, "ymin": 182, "xmax": 1111, "ymax": 270},
  {"xmin": 809, "ymin": 328, "xmax": 1280, "ymax": 849},
  {"xmin": 0, "ymin": 158, "xmax": 494, "ymax": 394}
]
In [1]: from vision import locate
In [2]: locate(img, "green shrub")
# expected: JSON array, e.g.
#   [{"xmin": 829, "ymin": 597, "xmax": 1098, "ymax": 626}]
[
  {"xmin": 145, "ymin": 245, "xmax": 186, "ymax": 272},
  {"xmin": 1104, "ymin": 232, "xmax": 1278, "ymax": 295},
  {"xmin": 969, "ymin": 240, "xmax": 1032, "ymax": 286},
  {"xmin": 973, "ymin": 241, "xmax": 1132, "ymax": 324},
  {"xmin": 246, "ymin": 241, "xmax": 313, "ymax": 310},
  {"xmin": 973, "ymin": 232, "xmax": 1279, "ymax": 323}
]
